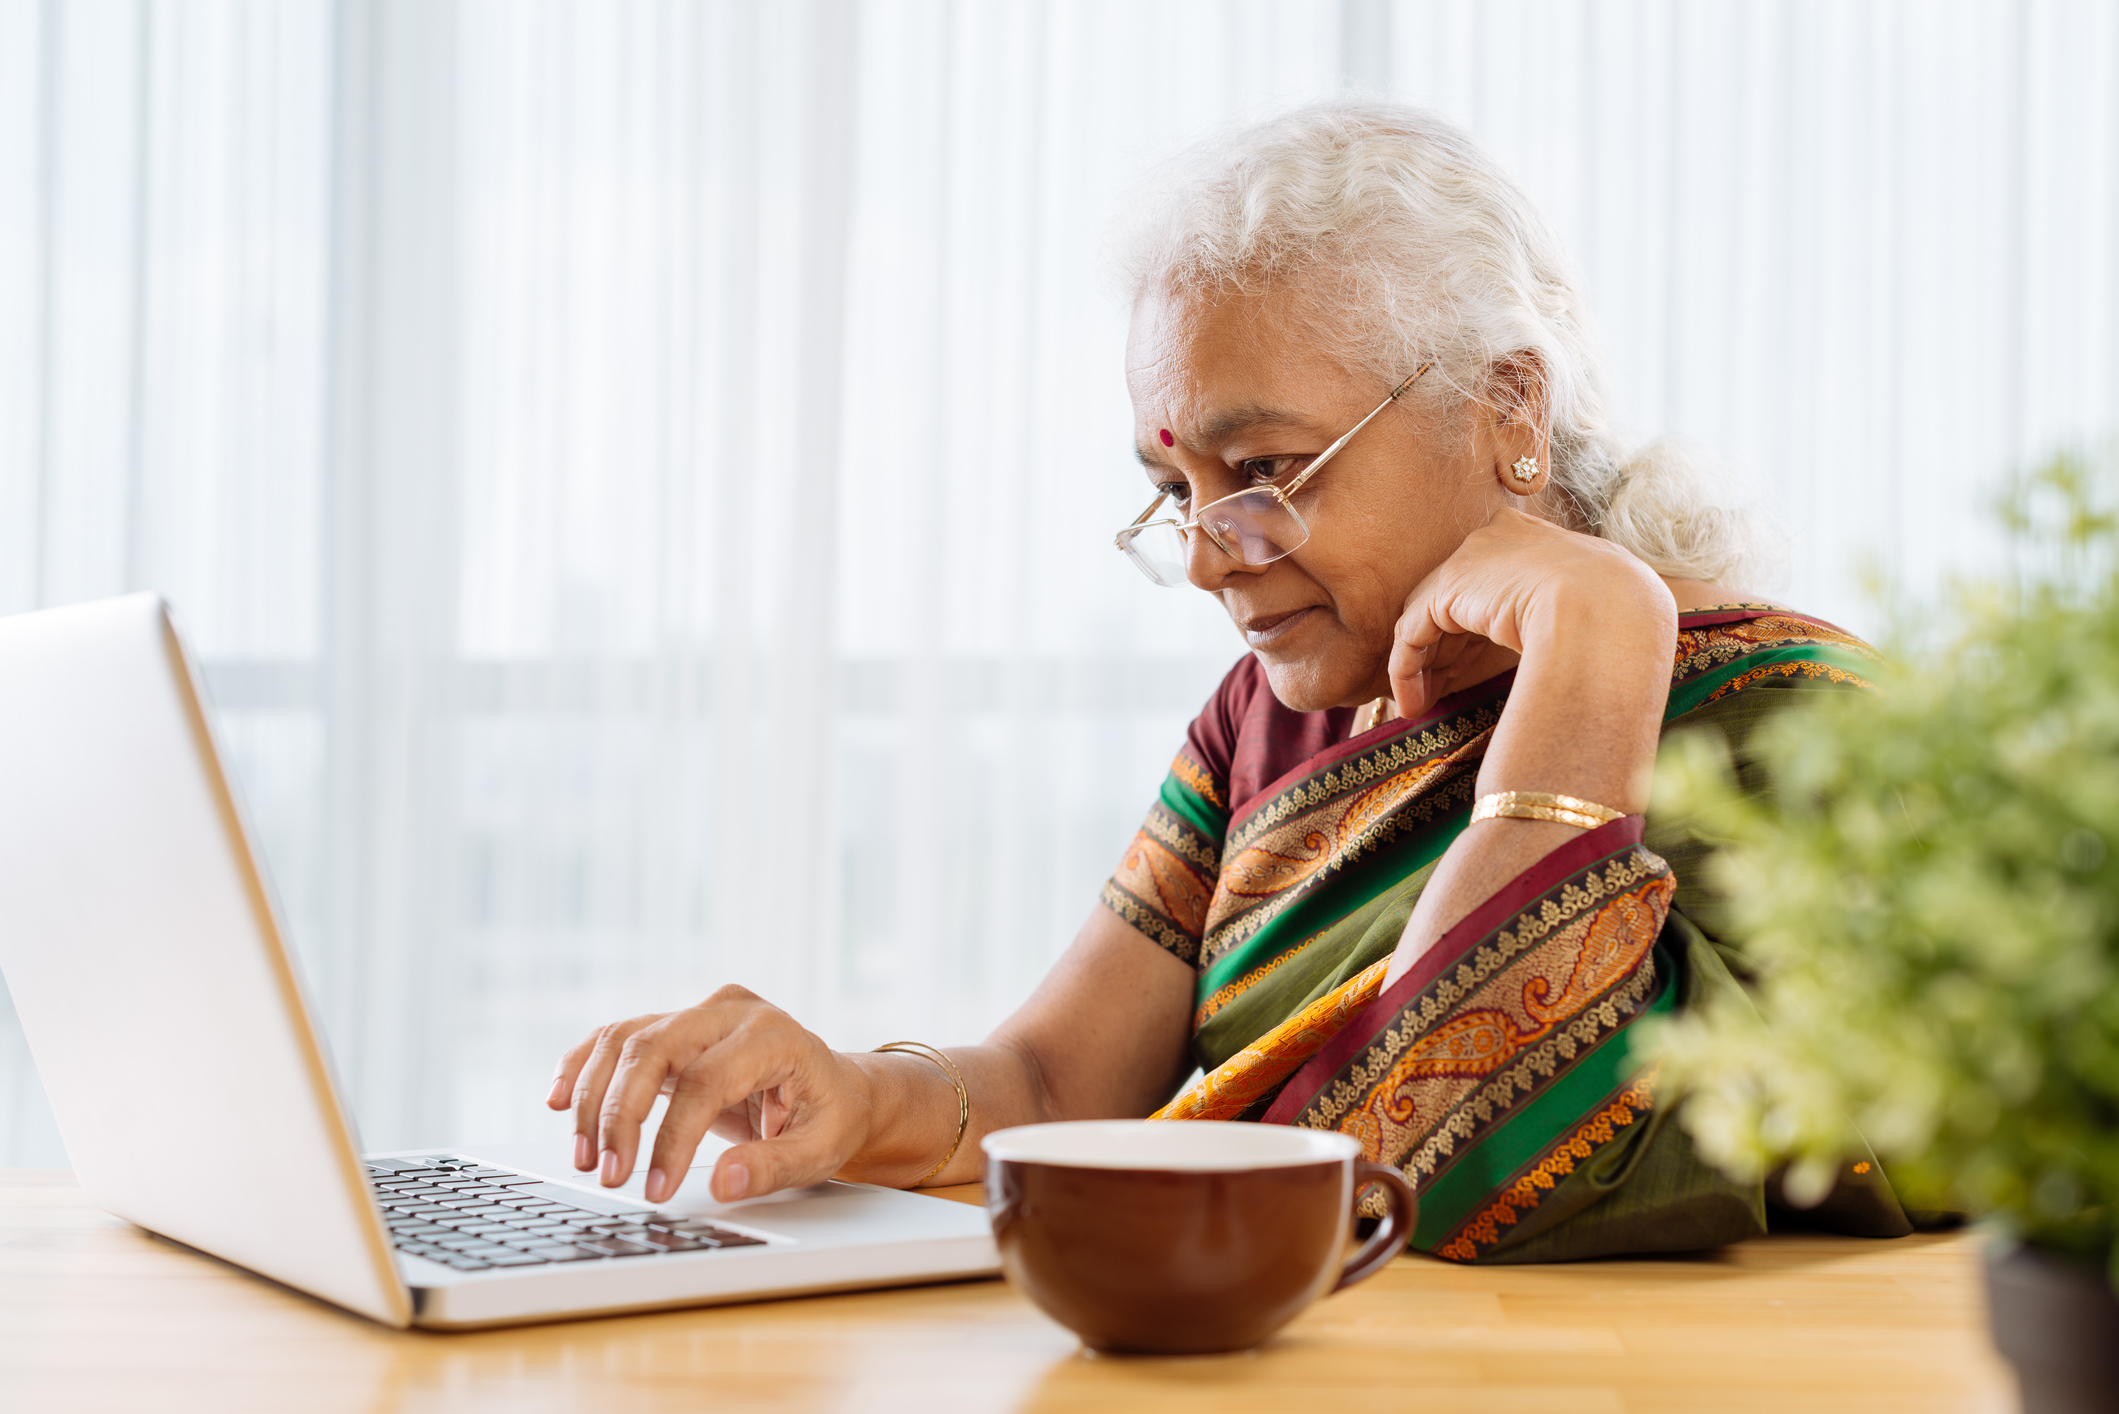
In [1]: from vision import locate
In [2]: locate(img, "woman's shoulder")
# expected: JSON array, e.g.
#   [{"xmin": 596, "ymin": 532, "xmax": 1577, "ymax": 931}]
[{"xmin": 1669, "ymin": 601, "xmax": 1882, "ymax": 717}]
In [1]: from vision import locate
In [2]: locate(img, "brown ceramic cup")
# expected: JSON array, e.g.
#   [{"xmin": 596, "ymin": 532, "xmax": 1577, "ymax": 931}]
[{"xmin": 981, "ymin": 1120, "xmax": 1417, "ymax": 1355}]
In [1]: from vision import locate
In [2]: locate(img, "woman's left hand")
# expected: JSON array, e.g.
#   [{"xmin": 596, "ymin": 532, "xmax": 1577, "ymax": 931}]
[{"xmin": 1386, "ymin": 506, "xmax": 1676, "ymax": 729}]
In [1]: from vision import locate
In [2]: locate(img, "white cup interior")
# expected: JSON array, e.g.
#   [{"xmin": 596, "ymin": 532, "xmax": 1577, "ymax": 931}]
[{"xmin": 980, "ymin": 1120, "xmax": 1358, "ymax": 1171}]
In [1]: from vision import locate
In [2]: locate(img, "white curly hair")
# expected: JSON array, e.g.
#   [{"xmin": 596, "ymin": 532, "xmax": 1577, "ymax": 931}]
[{"xmin": 1113, "ymin": 98, "xmax": 1778, "ymax": 591}]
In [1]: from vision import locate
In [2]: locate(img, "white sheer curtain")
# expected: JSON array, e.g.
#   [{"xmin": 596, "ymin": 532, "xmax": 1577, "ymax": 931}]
[{"xmin": 4, "ymin": 0, "xmax": 2117, "ymax": 1164}]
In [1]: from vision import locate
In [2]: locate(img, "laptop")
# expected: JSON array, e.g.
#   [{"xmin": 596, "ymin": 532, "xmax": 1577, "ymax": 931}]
[{"xmin": 0, "ymin": 594, "xmax": 998, "ymax": 1328}]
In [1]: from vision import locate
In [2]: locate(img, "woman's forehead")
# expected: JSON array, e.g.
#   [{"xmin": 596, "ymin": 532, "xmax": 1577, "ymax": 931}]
[{"xmin": 1126, "ymin": 289, "xmax": 1359, "ymax": 438}]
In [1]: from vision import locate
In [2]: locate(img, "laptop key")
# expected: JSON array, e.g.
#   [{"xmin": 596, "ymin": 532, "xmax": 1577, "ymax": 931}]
[
  {"xmin": 501, "ymin": 1182, "xmax": 655, "ymax": 1214},
  {"xmin": 575, "ymin": 1237, "xmax": 656, "ymax": 1257},
  {"xmin": 484, "ymin": 1253, "xmax": 545, "ymax": 1267},
  {"xmin": 524, "ymin": 1244, "xmax": 602, "ymax": 1261},
  {"xmin": 633, "ymin": 1230, "xmax": 708, "ymax": 1251},
  {"xmin": 664, "ymin": 1219, "xmax": 762, "ymax": 1244}
]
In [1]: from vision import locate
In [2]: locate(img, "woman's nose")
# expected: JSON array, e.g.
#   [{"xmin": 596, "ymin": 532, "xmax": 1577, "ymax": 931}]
[{"xmin": 1183, "ymin": 522, "xmax": 1260, "ymax": 591}]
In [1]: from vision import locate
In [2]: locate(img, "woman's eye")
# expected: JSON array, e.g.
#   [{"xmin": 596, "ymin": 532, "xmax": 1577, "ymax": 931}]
[
  {"xmin": 1240, "ymin": 457, "xmax": 1301, "ymax": 485},
  {"xmin": 1158, "ymin": 481, "xmax": 1192, "ymax": 508}
]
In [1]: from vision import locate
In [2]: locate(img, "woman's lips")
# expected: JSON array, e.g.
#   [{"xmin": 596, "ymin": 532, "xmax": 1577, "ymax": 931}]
[{"xmin": 1242, "ymin": 606, "xmax": 1319, "ymax": 647}]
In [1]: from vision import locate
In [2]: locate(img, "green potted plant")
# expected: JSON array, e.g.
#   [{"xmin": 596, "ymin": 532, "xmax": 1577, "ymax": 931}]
[{"xmin": 1643, "ymin": 454, "xmax": 2119, "ymax": 1414}]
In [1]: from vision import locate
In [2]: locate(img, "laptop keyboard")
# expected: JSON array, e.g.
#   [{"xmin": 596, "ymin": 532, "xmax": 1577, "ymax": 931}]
[{"xmin": 367, "ymin": 1154, "xmax": 766, "ymax": 1273}]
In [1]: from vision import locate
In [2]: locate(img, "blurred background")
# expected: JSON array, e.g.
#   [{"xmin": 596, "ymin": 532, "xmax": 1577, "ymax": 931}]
[{"xmin": 2, "ymin": 0, "xmax": 2116, "ymax": 1166}]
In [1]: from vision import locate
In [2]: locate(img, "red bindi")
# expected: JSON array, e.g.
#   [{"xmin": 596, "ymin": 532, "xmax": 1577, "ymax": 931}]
[{"xmin": 1159, "ymin": 428, "xmax": 1174, "ymax": 447}]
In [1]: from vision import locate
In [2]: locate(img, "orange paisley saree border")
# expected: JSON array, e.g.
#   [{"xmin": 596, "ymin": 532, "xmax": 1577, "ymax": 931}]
[
  {"xmin": 1672, "ymin": 612, "xmax": 1877, "ymax": 684},
  {"xmin": 1198, "ymin": 716, "xmax": 1497, "ymax": 968},
  {"xmin": 1168, "ymin": 749, "xmax": 1227, "ymax": 810},
  {"xmin": 1431, "ymin": 1068, "xmax": 1659, "ymax": 1262},
  {"xmin": 1156, "ymin": 821, "xmax": 1673, "ymax": 1212},
  {"xmin": 1702, "ymin": 658, "xmax": 1873, "ymax": 702},
  {"xmin": 1265, "ymin": 826, "xmax": 1672, "ymax": 1187}
]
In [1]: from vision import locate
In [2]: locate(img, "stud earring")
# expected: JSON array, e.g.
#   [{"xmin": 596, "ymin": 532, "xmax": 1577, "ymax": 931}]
[{"xmin": 1511, "ymin": 454, "xmax": 1539, "ymax": 485}]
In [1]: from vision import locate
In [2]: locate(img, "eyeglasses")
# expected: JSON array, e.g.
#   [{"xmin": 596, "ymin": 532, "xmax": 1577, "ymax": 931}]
[{"xmin": 1114, "ymin": 362, "xmax": 1436, "ymax": 587}]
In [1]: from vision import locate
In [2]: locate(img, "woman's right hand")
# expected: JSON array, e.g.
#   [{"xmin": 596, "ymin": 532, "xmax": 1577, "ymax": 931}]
[{"xmin": 546, "ymin": 984, "xmax": 879, "ymax": 1206}]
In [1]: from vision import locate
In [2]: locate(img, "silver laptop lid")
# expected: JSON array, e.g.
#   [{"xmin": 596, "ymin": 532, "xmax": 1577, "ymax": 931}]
[{"xmin": 0, "ymin": 594, "xmax": 408, "ymax": 1326}]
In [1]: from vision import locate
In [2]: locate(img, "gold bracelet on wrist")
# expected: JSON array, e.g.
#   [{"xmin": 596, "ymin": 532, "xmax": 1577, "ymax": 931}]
[
  {"xmin": 873, "ymin": 1041, "xmax": 969, "ymax": 1187},
  {"xmin": 1470, "ymin": 790, "xmax": 1626, "ymax": 831}
]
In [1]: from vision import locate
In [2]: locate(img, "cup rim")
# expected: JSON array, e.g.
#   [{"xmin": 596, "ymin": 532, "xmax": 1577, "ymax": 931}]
[{"xmin": 980, "ymin": 1119, "xmax": 1359, "ymax": 1171}]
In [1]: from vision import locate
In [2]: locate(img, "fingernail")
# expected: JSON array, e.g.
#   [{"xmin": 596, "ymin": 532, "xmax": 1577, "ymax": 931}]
[
  {"xmin": 645, "ymin": 1167, "xmax": 668, "ymax": 1203},
  {"xmin": 573, "ymin": 1134, "xmax": 592, "ymax": 1170},
  {"xmin": 600, "ymin": 1149, "xmax": 621, "ymax": 1185},
  {"xmin": 547, "ymin": 1075, "xmax": 569, "ymax": 1107},
  {"xmin": 717, "ymin": 1161, "xmax": 749, "ymax": 1202}
]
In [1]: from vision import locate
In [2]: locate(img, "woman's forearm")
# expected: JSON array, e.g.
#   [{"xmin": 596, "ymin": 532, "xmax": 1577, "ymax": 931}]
[
  {"xmin": 834, "ymin": 1042, "xmax": 1052, "ymax": 1188},
  {"xmin": 1384, "ymin": 569, "xmax": 1676, "ymax": 986},
  {"xmin": 1479, "ymin": 569, "xmax": 1675, "ymax": 813},
  {"xmin": 836, "ymin": 906, "xmax": 1198, "ymax": 1187}
]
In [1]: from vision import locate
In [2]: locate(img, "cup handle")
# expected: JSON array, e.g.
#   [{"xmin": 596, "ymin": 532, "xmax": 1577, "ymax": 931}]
[{"xmin": 1332, "ymin": 1160, "xmax": 1420, "ymax": 1293}]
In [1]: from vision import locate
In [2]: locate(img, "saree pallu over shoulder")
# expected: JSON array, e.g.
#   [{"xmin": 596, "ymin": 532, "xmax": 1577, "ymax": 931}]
[
  {"xmin": 1265, "ymin": 819, "xmax": 1683, "ymax": 1259},
  {"xmin": 1667, "ymin": 607, "xmax": 1876, "ymax": 713},
  {"xmin": 1125, "ymin": 605, "xmax": 1892, "ymax": 1263}
]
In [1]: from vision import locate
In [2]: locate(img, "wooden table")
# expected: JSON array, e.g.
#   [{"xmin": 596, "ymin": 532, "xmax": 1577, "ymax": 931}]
[{"xmin": 0, "ymin": 1169, "xmax": 2018, "ymax": 1412}]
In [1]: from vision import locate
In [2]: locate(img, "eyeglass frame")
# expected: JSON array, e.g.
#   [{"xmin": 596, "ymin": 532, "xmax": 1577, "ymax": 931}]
[{"xmin": 1115, "ymin": 361, "xmax": 1437, "ymax": 584}]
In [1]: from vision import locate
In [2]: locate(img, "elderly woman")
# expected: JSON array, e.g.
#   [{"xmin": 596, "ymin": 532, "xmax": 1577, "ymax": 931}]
[{"xmin": 551, "ymin": 100, "xmax": 1904, "ymax": 1262}]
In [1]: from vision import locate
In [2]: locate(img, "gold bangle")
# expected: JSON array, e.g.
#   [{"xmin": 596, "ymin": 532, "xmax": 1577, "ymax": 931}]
[
  {"xmin": 873, "ymin": 1041, "xmax": 969, "ymax": 1187},
  {"xmin": 1470, "ymin": 790, "xmax": 1626, "ymax": 831}
]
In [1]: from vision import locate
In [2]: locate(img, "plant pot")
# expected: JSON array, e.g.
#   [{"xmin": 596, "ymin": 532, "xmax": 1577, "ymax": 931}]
[{"xmin": 1983, "ymin": 1241, "xmax": 2119, "ymax": 1414}]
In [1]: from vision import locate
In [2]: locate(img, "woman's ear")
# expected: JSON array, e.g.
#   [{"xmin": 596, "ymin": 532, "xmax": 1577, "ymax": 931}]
[{"xmin": 1481, "ymin": 351, "xmax": 1551, "ymax": 498}]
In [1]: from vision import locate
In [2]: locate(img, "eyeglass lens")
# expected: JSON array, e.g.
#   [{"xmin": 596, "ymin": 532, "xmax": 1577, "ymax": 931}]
[
  {"xmin": 1118, "ymin": 489, "xmax": 1310, "ymax": 587},
  {"xmin": 1199, "ymin": 490, "xmax": 1306, "ymax": 563}
]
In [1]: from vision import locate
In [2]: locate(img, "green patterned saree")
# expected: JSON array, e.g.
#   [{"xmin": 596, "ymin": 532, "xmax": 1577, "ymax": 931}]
[{"xmin": 1105, "ymin": 606, "xmax": 1907, "ymax": 1263}]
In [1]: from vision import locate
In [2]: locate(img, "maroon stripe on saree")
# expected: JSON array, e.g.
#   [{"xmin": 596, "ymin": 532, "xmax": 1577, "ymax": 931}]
[
  {"xmin": 1677, "ymin": 607, "xmax": 1779, "ymax": 629},
  {"xmin": 1261, "ymin": 814, "xmax": 1647, "ymax": 1126},
  {"xmin": 1677, "ymin": 605, "xmax": 1862, "ymax": 638}
]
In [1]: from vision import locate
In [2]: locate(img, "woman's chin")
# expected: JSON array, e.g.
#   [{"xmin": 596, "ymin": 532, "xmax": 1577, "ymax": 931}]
[{"xmin": 1255, "ymin": 652, "xmax": 1378, "ymax": 715}]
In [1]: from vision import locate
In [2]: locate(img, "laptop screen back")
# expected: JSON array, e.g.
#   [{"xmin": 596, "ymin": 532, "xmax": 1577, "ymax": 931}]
[{"xmin": 0, "ymin": 595, "xmax": 408, "ymax": 1326}]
